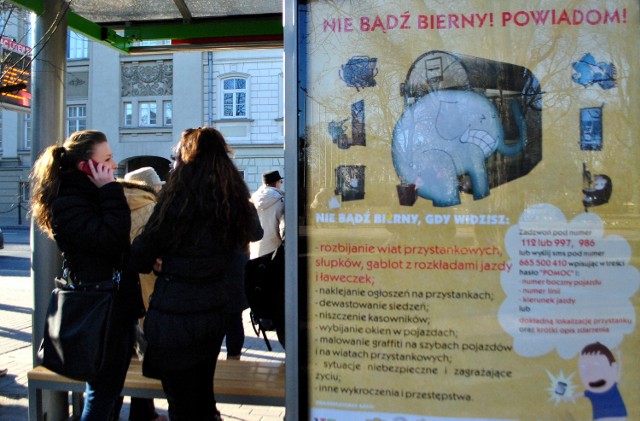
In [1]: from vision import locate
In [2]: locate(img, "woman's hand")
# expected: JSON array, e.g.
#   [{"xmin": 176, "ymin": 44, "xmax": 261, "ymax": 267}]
[
  {"xmin": 87, "ymin": 160, "xmax": 115, "ymax": 188},
  {"xmin": 153, "ymin": 258, "xmax": 163, "ymax": 273}
]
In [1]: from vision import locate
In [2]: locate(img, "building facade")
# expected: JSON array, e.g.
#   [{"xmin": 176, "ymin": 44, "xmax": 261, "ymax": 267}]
[{"xmin": 0, "ymin": 22, "xmax": 284, "ymax": 224}]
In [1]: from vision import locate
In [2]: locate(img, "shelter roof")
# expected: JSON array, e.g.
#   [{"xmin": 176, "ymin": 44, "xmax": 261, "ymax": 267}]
[{"xmin": 9, "ymin": 0, "xmax": 283, "ymax": 52}]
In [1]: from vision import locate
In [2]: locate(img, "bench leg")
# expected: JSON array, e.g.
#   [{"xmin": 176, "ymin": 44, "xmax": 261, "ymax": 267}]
[
  {"xmin": 71, "ymin": 392, "xmax": 84, "ymax": 417},
  {"xmin": 28, "ymin": 384, "xmax": 42, "ymax": 421}
]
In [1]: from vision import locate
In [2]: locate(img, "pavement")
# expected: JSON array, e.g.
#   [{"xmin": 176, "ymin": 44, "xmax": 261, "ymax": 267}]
[{"xmin": 0, "ymin": 219, "xmax": 286, "ymax": 420}]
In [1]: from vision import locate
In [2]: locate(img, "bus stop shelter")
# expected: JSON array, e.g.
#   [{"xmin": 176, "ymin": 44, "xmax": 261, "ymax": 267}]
[
  {"xmin": 9, "ymin": 1, "xmax": 640, "ymax": 420},
  {"xmin": 6, "ymin": 0, "xmax": 301, "ymax": 419}
]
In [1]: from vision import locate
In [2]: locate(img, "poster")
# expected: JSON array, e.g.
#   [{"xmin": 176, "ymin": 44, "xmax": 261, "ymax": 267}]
[{"xmin": 298, "ymin": 0, "xmax": 640, "ymax": 420}]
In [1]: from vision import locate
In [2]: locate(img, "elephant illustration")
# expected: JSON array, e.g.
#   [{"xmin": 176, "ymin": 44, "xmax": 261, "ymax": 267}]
[{"xmin": 392, "ymin": 89, "xmax": 527, "ymax": 207}]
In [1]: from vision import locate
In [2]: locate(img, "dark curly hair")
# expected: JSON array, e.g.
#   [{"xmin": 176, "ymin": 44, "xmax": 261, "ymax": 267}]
[{"xmin": 144, "ymin": 127, "xmax": 255, "ymax": 248}]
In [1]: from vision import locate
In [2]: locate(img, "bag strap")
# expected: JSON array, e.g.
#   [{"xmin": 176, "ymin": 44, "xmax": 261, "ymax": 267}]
[{"xmin": 59, "ymin": 252, "xmax": 122, "ymax": 291}]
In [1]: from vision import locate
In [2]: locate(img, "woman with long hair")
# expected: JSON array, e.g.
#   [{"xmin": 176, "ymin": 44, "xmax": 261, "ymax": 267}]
[
  {"xmin": 131, "ymin": 127, "xmax": 262, "ymax": 420},
  {"xmin": 30, "ymin": 130, "xmax": 144, "ymax": 420}
]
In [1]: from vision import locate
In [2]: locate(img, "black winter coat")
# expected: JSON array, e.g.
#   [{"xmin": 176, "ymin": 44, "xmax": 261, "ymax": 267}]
[
  {"xmin": 51, "ymin": 170, "xmax": 145, "ymax": 320},
  {"xmin": 130, "ymin": 195, "xmax": 262, "ymax": 375}
]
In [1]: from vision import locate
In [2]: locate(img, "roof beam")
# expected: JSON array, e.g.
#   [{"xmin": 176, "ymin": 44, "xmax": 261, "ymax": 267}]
[
  {"xmin": 123, "ymin": 14, "xmax": 282, "ymax": 44},
  {"xmin": 172, "ymin": 0, "xmax": 192, "ymax": 23},
  {"xmin": 67, "ymin": 12, "xmax": 134, "ymax": 52}
]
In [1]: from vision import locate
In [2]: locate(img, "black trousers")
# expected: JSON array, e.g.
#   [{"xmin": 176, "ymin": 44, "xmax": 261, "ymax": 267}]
[{"xmin": 161, "ymin": 358, "xmax": 219, "ymax": 420}]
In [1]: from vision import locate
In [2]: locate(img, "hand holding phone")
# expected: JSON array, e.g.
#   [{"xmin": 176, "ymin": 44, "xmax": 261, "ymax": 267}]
[{"xmin": 79, "ymin": 159, "xmax": 100, "ymax": 176}]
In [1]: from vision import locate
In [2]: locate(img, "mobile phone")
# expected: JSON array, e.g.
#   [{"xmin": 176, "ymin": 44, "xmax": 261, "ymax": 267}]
[{"xmin": 79, "ymin": 159, "xmax": 100, "ymax": 176}]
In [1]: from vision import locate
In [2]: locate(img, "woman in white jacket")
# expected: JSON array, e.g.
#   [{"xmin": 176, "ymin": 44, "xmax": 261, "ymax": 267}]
[
  {"xmin": 250, "ymin": 170, "xmax": 284, "ymax": 259},
  {"xmin": 246, "ymin": 170, "xmax": 285, "ymax": 347}
]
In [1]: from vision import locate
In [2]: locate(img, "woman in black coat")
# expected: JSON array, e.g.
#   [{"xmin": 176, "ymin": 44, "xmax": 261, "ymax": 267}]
[
  {"xmin": 131, "ymin": 127, "xmax": 262, "ymax": 421},
  {"xmin": 31, "ymin": 130, "xmax": 144, "ymax": 421}
]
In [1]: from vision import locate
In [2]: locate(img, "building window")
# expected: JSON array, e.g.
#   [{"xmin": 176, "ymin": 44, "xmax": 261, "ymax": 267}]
[
  {"xmin": 121, "ymin": 100, "xmax": 172, "ymax": 128},
  {"xmin": 163, "ymin": 101, "xmax": 172, "ymax": 126},
  {"xmin": 19, "ymin": 181, "xmax": 29, "ymax": 202},
  {"xmin": 23, "ymin": 114, "xmax": 31, "ymax": 149},
  {"xmin": 67, "ymin": 31, "xmax": 88, "ymax": 59},
  {"xmin": 67, "ymin": 105, "xmax": 87, "ymax": 136},
  {"xmin": 139, "ymin": 102, "xmax": 157, "ymax": 126},
  {"xmin": 221, "ymin": 77, "xmax": 247, "ymax": 118},
  {"xmin": 124, "ymin": 102, "xmax": 133, "ymax": 127}
]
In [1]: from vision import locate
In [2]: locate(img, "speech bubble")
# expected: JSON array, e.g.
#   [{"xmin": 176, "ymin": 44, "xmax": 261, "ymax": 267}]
[{"xmin": 498, "ymin": 203, "xmax": 639, "ymax": 359}]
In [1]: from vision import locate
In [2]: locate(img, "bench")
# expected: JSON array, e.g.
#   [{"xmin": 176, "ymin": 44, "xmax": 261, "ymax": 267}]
[{"xmin": 27, "ymin": 358, "xmax": 285, "ymax": 420}]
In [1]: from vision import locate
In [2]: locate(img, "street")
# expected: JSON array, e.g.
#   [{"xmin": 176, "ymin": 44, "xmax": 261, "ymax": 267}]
[
  {"xmin": 0, "ymin": 227, "xmax": 31, "ymax": 277},
  {"xmin": 0, "ymin": 226, "xmax": 32, "ymax": 420}
]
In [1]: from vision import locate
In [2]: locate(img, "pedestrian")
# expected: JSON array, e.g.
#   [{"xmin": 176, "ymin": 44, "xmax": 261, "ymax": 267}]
[
  {"xmin": 248, "ymin": 170, "xmax": 285, "ymax": 346},
  {"xmin": 250, "ymin": 170, "xmax": 285, "ymax": 260},
  {"xmin": 112, "ymin": 166, "xmax": 167, "ymax": 421},
  {"xmin": 131, "ymin": 127, "xmax": 262, "ymax": 421},
  {"xmin": 30, "ymin": 130, "xmax": 144, "ymax": 421}
]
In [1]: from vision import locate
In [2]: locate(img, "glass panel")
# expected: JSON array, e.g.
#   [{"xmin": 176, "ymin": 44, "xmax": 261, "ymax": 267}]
[
  {"xmin": 124, "ymin": 103, "xmax": 132, "ymax": 126},
  {"xmin": 68, "ymin": 30, "xmax": 88, "ymax": 59},
  {"xmin": 235, "ymin": 78, "xmax": 246, "ymax": 89},
  {"xmin": 138, "ymin": 102, "xmax": 157, "ymax": 126},
  {"xmin": 298, "ymin": 2, "xmax": 640, "ymax": 421},
  {"xmin": 224, "ymin": 79, "xmax": 235, "ymax": 90},
  {"xmin": 67, "ymin": 106, "xmax": 87, "ymax": 136},
  {"xmin": 164, "ymin": 101, "xmax": 172, "ymax": 125},
  {"xmin": 236, "ymin": 104, "xmax": 245, "ymax": 117},
  {"xmin": 139, "ymin": 103, "xmax": 150, "ymax": 126},
  {"xmin": 149, "ymin": 104, "xmax": 157, "ymax": 125},
  {"xmin": 68, "ymin": 0, "xmax": 281, "ymax": 23},
  {"xmin": 24, "ymin": 114, "xmax": 31, "ymax": 149}
]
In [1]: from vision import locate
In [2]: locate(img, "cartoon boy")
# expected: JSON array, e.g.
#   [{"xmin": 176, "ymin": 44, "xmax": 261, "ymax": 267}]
[{"xmin": 575, "ymin": 342, "xmax": 627, "ymax": 420}]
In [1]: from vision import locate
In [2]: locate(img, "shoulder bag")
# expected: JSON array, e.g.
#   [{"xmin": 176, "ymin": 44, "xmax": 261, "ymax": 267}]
[{"xmin": 37, "ymin": 258, "xmax": 121, "ymax": 382}]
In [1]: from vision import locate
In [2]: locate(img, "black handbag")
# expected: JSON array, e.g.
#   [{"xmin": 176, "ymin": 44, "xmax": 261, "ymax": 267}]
[{"xmin": 37, "ymin": 263, "xmax": 120, "ymax": 382}]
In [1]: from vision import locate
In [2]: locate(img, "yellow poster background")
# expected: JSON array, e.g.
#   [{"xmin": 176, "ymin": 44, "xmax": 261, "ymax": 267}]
[{"xmin": 301, "ymin": 1, "xmax": 640, "ymax": 420}]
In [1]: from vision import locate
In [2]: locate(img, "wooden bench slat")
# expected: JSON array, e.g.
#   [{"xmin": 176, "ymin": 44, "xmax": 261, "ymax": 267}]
[{"xmin": 28, "ymin": 358, "xmax": 285, "ymax": 420}]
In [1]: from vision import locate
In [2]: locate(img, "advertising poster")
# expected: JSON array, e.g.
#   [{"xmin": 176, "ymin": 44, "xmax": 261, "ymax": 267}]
[{"xmin": 298, "ymin": 0, "xmax": 640, "ymax": 420}]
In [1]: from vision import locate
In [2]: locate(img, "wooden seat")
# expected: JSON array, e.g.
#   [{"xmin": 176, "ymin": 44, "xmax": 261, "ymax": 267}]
[{"xmin": 27, "ymin": 358, "xmax": 285, "ymax": 420}]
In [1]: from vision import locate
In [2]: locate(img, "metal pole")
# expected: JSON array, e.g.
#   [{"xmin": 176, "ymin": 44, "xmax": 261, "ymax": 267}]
[
  {"xmin": 31, "ymin": 0, "xmax": 68, "ymax": 417},
  {"xmin": 283, "ymin": 2, "xmax": 299, "ymax": 420}
]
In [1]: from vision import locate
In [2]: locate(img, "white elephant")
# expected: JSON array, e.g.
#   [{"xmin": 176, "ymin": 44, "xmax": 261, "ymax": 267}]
[{"xmin": 392, "ymin": 89, "xmax": 527, "ymax": 207}]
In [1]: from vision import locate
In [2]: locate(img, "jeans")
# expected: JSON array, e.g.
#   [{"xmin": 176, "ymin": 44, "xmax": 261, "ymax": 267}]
[{"xmin": 82, "ymin": 319, "xmax": 135, "ymax": 421}]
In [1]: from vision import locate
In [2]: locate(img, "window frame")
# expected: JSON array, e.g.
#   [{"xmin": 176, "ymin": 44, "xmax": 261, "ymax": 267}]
[
  {"xmin": 66, "ymin": 104, "xmax": 87, "ymax": 136},
  {"xmin": 121, "ymin": 99, "xmax": 173, "ymax": 129},
  {"xmin": 138, "ymin": 101, "xmax": 157, "ymax": 127},
  {"xmin": 67, "ymin": 30, "xmax": 89, "ymax": 60},
  {"xmin": 123, "ymin": 102, "xmax": 133, "ymax": 127},
  {"xmin": 220, "ymin": 75, "xmax": 249, "ymax": 119},
  {"xmin": 163, "ymin": 100, "xmax": 172, "ymax": 126},
  {"xmin": 23, "ymin": 113, "xmax": 31, "ymax": 149}
]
